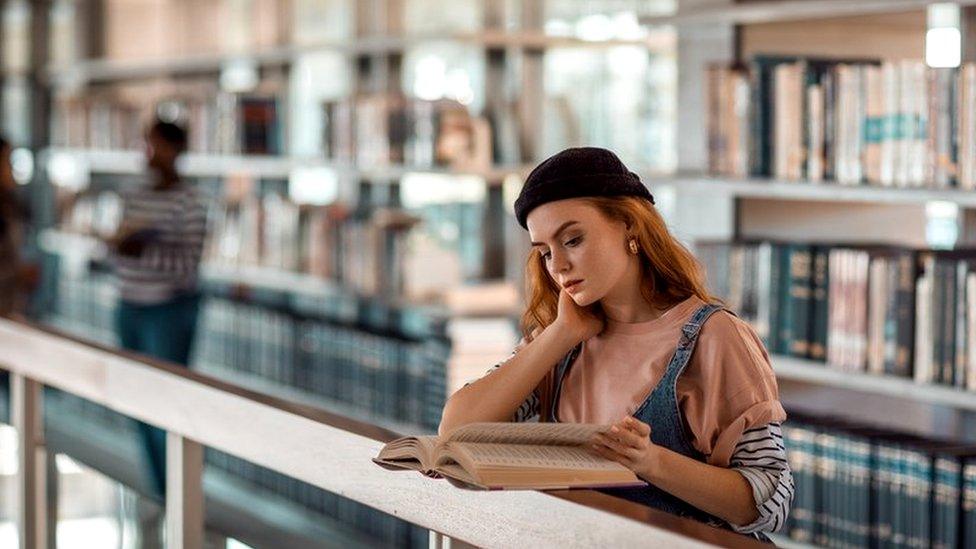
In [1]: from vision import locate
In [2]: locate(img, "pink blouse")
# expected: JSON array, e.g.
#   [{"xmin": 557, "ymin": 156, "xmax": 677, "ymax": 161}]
[{"xmin": 557, "ymin": 295, "xmax": 787, "ymax": 467}]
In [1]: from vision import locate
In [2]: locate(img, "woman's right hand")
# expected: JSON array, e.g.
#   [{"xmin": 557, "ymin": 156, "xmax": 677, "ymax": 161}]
[{"xmin": 553, "ymin": 289, "xmax": 605, "ymax": 344}]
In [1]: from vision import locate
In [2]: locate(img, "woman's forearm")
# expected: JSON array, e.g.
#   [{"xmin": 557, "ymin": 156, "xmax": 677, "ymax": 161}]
[
  {"xmin": 641, "ymin": 445, "xmax": 759, "ymax": 528},
  {"xmin": 438, "ymin": 323, "xmax": 578, "ymax": 435}
]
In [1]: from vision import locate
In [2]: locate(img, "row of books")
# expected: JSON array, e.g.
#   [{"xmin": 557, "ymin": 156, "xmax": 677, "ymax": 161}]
[
  {"xmin": 51, "ymin": 271, "xmax": 118, "ymax": 342},
  {"xmin": 192, "ymin": 295, "xmax": 449, "ymax": 429},
  {"xmin": 707, "ymin": 57, "xmax": 976, "ymax": 189},
  {"xmin": 57, "ymin": 180, "xmax": 476, "ymax": 302},
  {"xmin": 204, "ymin": 190, "xmax": 446, "ymax": 299},
  {"xmin": 46, "ymin": 270, "xmax": 453, "ymax": 431},
  {"xmin": 784, "ymin": 414, "xmax": 976, "ymax": 548},
  {"xmin": 696, "ymin": 241, "xmax": 976, "ymax": 388},
  {"xmin": 206, "ymin": 191, "xmax": 305, "ymax": 272},
  {"xmin": 52, "ymin": 90, "xmax": 286, "ymax": 155},
  {"xmin": 323, "ymin": 94, "xmax": 492, "ymax": 170}
]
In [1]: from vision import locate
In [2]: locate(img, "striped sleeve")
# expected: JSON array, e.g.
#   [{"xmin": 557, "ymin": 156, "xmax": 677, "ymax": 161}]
[
  {"xmin": 728, "ymin": 422, "xmax": 794, "ymax": 535},
  {"xmin": 464, "ymin": 346, "xmax": 540, "ymax": 423}
]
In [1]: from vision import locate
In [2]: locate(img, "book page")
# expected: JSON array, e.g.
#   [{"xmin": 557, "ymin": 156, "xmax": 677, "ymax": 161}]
[
  {"xmin": 446, "ymin": 422, "xmax": 609, "ymax": 446},
  {"xmin": 443, "ymin": 443, "xmax": 630, "ymax": 472},
  {"xmin": 374, "ymin": 435, "xmax": 440, "ymax": 471}
]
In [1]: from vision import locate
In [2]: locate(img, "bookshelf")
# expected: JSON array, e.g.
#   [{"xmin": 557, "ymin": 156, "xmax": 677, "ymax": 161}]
[{"xmin": 671, "ymin": 0, "xmax": 976, "ymax": 450}]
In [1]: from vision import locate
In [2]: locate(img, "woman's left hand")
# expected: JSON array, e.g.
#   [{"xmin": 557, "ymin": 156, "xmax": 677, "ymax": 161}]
[{"xmin": 590, "ymin": 416, "xmax": 659, "ymax": 482}]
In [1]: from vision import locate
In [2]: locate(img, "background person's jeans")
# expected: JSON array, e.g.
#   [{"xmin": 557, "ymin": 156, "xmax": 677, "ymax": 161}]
[{"xmin": 116, "ymin": 292, "xmax": 201, "ymax": 498}]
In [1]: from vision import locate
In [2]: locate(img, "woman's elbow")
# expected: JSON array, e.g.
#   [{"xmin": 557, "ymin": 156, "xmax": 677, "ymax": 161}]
[{"xmin": 438, "ymin": 392, "xmax": 464, "ymax": 436}]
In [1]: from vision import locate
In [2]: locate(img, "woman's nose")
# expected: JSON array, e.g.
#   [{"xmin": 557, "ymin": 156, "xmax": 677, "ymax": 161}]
[{"xmin": 550, "ymin": 251, "xmax": 569, "ymax": 273}]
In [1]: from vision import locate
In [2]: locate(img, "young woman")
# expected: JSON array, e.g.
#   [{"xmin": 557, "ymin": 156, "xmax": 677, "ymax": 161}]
[{"xmin": 439, "ymin": 147, "xmax": 792, "ymax": 539}]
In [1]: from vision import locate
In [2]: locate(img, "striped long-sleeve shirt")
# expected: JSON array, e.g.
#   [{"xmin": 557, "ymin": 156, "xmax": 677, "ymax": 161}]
[
  {"xmin": 472, "ymin": 362, "xmax": 794, "ymax": 536},
  {"xmin": 113, "ymin": 185, "xmax": 208, "ymax": 305}
]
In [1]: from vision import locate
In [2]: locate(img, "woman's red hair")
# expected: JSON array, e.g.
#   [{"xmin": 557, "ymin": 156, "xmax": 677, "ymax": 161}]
[{"xmin": 520, "ymin": 196, "xmax": 718, "ymax": 339}]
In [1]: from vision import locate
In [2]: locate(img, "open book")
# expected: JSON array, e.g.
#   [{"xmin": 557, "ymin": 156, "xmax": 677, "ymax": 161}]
[{"xmin": 373, "ymin": 422, "xmax": 645, "ymax": 490}]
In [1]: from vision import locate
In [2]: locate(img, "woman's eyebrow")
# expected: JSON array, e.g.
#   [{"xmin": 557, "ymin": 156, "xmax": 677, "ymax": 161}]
[{"xmin": 530, "ymin": 220, "xmax": 579, "ymax": 246}]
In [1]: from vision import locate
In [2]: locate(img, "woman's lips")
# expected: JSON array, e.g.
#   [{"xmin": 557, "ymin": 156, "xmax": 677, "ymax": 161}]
[{"xmin": 564, "ymin": 280, "xmax": 583, "ymax": 293}]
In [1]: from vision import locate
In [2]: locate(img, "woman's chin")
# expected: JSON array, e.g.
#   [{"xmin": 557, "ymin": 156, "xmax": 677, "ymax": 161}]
[{"xmin": 570, "ymin": 291, "xmax": 598, "ymax": 307}]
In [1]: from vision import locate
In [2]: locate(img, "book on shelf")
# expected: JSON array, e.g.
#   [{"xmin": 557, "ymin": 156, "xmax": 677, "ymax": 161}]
[
  {"xmin": 374, "ymin": 422, "xmax": 644, "ymax": 490},
  {"xmin": 707, "ymin": 56, "xmax": 976, "ymax": 189},
  {"xmin": 784, "ymin": 412, "xmax": 976, "ymax": 548},
  {"xmin": 52, "ymin": 84, "xmax": 287, "ymax": 156},
  {"xmin": 323, "ymin": 93, "xmax": 492, "ymax": 171},
  {"xmin": 695, "ymin": 240, "xmax": 976, "ymax": 388}
]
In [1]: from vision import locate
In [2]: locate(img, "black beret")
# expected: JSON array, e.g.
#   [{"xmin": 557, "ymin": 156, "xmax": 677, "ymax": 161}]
[{"xmin": 514, "ymin": 147, "xmax": 654, "ymax": 229}]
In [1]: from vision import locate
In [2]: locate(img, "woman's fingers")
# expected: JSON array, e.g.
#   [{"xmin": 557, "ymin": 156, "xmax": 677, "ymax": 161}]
[
  {"xmin": 625, "ymin": 416, "xmax": 651, "ymax": 437},
  {"xmin": 608, "ymin": 425, "xmax": 645, "ymax": 449},
  {"xmin": 590, "ymin": 441, "xmax": 629, "ymax": 465},
  {"xmin": 593, "ymin": 434, "xmax": 640, "ymax": 461}
]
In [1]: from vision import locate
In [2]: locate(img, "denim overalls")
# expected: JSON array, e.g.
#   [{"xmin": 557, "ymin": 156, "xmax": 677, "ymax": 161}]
[{"xmin": 549, "ymin": 303, "xmax": 748, "ymax": 532}]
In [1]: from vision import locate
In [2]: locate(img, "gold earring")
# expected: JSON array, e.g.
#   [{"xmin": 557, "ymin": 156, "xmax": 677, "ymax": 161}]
[{"xmin": 628, "ymin": 238, "xmax": 639, "ymax": 255}]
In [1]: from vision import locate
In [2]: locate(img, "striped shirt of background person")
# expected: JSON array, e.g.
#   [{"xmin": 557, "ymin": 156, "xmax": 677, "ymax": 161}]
[{"xmin": 113, "ymin": 186, "xmax": 208, "ymax": 305}]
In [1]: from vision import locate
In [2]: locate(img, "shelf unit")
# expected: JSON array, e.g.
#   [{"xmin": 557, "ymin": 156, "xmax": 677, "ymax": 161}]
[
  {"xmin": 26, "ymin": 3, "xmax": 976, "ymax": 424},
  {"xmin": 664, "ymin": 0, "xmax": 976, "ymax": 446}
]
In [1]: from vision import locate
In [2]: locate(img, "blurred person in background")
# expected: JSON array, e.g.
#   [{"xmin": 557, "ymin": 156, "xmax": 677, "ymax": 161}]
[
  {"xmin": 0, "ymin": 136, "xmax": 24, "ymax": 317},
  {"xmin": 109, "ymin": 118, "xmax": 208, "ymax": 498}
]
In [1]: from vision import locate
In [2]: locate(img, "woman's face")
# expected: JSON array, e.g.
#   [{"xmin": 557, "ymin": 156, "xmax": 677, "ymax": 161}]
[{"xmin": 526, "ymin": 198, "xmax": 633, "ymax": 307}]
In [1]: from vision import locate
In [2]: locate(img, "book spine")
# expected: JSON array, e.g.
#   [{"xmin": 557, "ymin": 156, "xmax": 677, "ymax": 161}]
[
  {"xmin": 868, "ymin": 256, "xmax": 888, "ymax": 375},
  {"xmin": 957, "ymin": 260, "xmax": 969, "ymax": 388},
  {"xmin": 789, "ymin": 245, "xmax": 813, "ymax": 357},
  {"xmin": 963, "ymin": 461, "xmax": 976, "ymax": 549},
  {"xmin": 895, "ymin": 252, "xmax": 917, "ymax": 378},
  {"xmin": 809, "ymin": 246, "xmax": 830, "ymax": 361}
]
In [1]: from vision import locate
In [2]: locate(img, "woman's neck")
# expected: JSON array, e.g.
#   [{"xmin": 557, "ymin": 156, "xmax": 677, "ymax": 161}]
[{"xmin": 600, "ymin": 291, "xmax": 678, "ymax": 324}]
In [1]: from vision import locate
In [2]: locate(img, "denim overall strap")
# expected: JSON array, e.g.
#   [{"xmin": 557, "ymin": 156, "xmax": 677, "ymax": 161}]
[
  {"xmin": 549, "ymin": 343, "xmax": 582, "ymax": 422},
  {"xmin": 600, "ymin": 303, "xmax": 741, "ymax": 531},
  {"xmin": 632, "ymin": 302, "xmax": 726, "ymax": 457}
]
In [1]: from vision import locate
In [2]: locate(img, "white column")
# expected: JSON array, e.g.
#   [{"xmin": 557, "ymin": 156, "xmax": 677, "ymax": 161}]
[
  {"xmin": 165, "ymin": 432, "xmax": 204, "ymax": 549},
  {"xmin": 12, "ymin": 374, "xmax": 46, "ymax": 549}
]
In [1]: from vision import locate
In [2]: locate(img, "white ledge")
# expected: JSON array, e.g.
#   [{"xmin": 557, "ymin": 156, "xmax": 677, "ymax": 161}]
[{"xmin": 0, "ymin": 319, "xmax": 720, "ymax": 548}]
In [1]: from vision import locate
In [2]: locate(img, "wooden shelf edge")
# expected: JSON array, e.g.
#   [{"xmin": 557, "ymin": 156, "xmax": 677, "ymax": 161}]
[
  {"xmin": 42, "ymin": 148, "xmax": 527, "ymax": 181},
  {"xmin": 641, "ymin": 0, "xmax": 976, "ymax": 27},
  {"xmin": 44, "ymin": 32, "xmax": 666, "ymax": 85},
  {"xmin": 772, "ymin": 354, "xmax": 976, "ymax": 412},
  {"xmin": 647, "ymin": 173, "xmax": 976, "ymax": 208}
]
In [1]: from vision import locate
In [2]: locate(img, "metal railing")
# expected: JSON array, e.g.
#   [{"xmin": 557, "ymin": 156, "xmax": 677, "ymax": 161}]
[{"xmin": 0, "ymin": 318, "xmax": 765, "ymax": 549}]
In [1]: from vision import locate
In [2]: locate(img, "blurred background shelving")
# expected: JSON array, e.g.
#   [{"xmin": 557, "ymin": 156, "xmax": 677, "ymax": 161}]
[{"xmin": 9, "ymin": 0, "xmax": 976, "ymax": 548}]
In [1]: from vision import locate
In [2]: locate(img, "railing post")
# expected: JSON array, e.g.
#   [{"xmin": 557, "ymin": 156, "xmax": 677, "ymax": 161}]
[
  {"xmin": 429, "ymin": 531, "xmax": 448, "ymax": 549},
  {"xmin": 12, "ymin": 374, "xmax": 47, "ymax": 549},
  {"xmin": 165, "ymin": 432, "xmax": 204, "ymax": 549}
]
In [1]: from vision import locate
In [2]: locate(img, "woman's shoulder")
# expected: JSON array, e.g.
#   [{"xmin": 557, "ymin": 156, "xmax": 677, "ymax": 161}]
[{"xmin": 696, "ymin": 306, "xmax": 772, "ymax": 367}]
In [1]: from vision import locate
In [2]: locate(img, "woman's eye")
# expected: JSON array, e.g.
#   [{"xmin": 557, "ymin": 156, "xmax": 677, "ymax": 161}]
[
  {"xmin": 565, "ymin": 236, "xmax": 582, "ymax": 247},
  {"xmin": 541, "ymin": 251, "xmax": 552, "ymax": 261}
]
